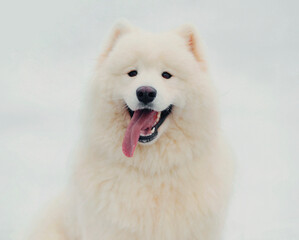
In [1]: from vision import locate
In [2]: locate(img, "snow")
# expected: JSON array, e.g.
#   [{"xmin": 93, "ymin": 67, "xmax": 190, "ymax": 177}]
[{"xmin": 0, "ymin": 0, "xmax": 298, "ymax": 239}]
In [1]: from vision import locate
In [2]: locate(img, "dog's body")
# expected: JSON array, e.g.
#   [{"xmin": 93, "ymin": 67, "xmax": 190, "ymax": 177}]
[{"xmin": 26, "ymin": 22, "xmax": 234, "ymax": 240}]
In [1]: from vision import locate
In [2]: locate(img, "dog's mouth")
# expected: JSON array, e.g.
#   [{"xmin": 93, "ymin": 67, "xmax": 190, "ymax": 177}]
[{"xmin": 122, "ymin": 105, "xmax": 172, "ymax": 157}]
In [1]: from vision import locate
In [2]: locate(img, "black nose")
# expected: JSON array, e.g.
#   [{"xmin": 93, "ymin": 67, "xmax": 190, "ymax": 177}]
[{"xmin": 136, "ymin": 86, "xmax": 157, "ymax": 104}]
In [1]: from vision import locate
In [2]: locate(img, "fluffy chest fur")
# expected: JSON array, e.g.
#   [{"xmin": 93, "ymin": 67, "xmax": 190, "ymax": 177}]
[{"xmin": 72, "ymin": 141, "xmax": 232, "ymax": 240}]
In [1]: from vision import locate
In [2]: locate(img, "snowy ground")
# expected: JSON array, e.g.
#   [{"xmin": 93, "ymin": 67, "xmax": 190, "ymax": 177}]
[{"xmin": 0, "ymin": 0, "xmax": 298, "ymax": 239}]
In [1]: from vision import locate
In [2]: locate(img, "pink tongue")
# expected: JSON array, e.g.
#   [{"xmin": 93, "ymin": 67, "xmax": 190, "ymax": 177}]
[{"xmin": 122, "ymin": 109, "xmax": 157, "ymax": 157}]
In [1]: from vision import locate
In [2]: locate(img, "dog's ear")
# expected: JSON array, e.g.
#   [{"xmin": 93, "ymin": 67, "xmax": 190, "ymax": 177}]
[
  {"xmin": 175, "ymin": 24, "xmax": 208, "ymax": 71},
  {"xmin": 99, "ymin": 20, "xmax": 134, "ymax": 62}
]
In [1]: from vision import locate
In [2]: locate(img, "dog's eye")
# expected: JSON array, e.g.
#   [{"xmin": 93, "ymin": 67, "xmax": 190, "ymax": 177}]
[
  {"xmin": 162, "ymin": 71, "xmax": 172, "ymax": 79},
  {"xmin": 128, "ymin": 70, "xmax": 138, "ymax": 77}
]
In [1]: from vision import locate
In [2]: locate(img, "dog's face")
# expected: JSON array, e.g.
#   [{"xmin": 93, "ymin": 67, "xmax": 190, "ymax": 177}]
[{"xmin": 98, "ymin": 22, "xmax": 209, "ymax": 157}]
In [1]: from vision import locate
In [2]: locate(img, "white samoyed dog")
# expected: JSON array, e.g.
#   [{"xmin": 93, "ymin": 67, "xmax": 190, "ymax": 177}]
[{"xmin": 26, "ymin": 21, "xmax": 234, "ymax": 240}]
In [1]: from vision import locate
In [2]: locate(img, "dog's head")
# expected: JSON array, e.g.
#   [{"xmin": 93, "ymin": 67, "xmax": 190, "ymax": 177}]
[{"xmin": 92, "ymin": 21, "xmax": 217, "ymax": 159}]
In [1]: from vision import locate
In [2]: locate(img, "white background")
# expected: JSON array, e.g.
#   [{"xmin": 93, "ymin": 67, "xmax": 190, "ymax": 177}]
[{"xmin": 0, "ymin": 0, "xmax": 298, "ymax": 239}]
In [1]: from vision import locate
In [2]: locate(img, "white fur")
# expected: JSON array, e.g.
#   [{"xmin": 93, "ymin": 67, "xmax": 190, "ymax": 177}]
[{"xmin": 26, "ymin": 21, "xmax": 234, "ymax": 240}]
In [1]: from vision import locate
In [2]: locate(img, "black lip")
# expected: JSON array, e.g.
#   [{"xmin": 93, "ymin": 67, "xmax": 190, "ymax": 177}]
[{"xmin": 127, "ymin": 105, "xmax": 172, "ymax": 143}]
